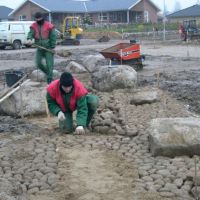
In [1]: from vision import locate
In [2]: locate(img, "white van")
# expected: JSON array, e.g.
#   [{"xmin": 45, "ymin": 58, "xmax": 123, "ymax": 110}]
[{"xmin": 0, "ymin": 21, "xmax": 34, "ymax": 50}]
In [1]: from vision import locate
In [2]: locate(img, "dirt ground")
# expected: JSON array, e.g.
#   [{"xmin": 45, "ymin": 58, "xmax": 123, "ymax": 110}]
[{"xmin": 0, "ymin": 37, "xmax": 200, "ymax": 200}]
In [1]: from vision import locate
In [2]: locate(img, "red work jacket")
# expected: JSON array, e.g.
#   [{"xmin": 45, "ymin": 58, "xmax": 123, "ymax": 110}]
[
  {"xmin": 31, "ymin": 21, "xmax": 54, "ymax": 39},
  {"xmin": 47, "ymin": 79, "xmax": 88, "ymax": 112}
]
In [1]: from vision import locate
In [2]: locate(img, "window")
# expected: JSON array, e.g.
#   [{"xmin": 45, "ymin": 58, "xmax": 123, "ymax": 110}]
[
  {"xmin": 136, "ymin": 13, "xmax": 142, "ymax": 23},
  {"xmin": 0, "ymin": 24, "xmax": 8, "ymax": 31},
  {"xmin": 144, "ymin": 11, "xmax": 149, "ymax": 23},
  {"xmin": 98, "ymin": 13, "xmax": 108, "ymax": 22},
  {"xmin": 111, "ymin": 13, "xmax": 117, "ymax": 21},
  {"xmin": 19, "ymin": 15, "xmax": 26, "ymax": 21},
  {"xmin": 11, "ymin": 24, "xmax": 24, "ymax": 32}
]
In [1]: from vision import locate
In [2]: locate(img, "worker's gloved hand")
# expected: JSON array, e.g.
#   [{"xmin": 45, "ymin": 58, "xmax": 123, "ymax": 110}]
[
  {"xmin": 75, "ymin": 126, "xmax": 85, "ymax": 135},
  {"xmin": 27, "ymin": 39, "xmax": 32, "ymax": 45},
  {"xmin": 58, "ymin": 111, "xmax": 65, "ymax": 121}
]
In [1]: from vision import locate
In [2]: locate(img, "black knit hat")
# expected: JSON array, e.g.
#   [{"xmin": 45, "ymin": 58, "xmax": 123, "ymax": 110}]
[
  {"xmin": 34, "ymin": 12, "xmax": 43, "ymax": 20},
  {"xmin": 60, "ymin": 72, "xmax": 74, "ymax": 87}
]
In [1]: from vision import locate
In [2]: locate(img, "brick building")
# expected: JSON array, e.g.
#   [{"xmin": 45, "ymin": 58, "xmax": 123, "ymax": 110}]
[{"xmin": 9, "ymin": 0, "xmax": 160, "ymax": 28}]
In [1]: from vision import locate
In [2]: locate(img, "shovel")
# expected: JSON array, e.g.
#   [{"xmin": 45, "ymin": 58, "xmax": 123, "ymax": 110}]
[
  {"xmin": 32, "ymin": 44, "xmax": 72, "ymax": 58},
  {"xmin": 32, "ymin": 43, "xmax": 56, "ymax": 54}
]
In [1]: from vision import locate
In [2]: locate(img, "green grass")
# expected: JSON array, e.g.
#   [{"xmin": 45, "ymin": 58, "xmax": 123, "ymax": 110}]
[{"xmin": 84, "ymin": 22, "xmax": 179, "ymax": 33}]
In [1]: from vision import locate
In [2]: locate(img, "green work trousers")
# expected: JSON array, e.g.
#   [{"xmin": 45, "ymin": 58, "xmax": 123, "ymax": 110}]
[
  {"xmin": 36, "ymin": 49, "xmax": 54, "ymax": 83},
  {"xmin": 59, "ymin": 94, "xmax": 99, "ymax": 133}
]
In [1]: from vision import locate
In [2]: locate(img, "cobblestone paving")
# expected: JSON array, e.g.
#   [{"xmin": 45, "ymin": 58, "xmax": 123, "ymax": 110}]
[{"xmin": 0, "ymin": 88, "xmax": 199, "ymax": 200}]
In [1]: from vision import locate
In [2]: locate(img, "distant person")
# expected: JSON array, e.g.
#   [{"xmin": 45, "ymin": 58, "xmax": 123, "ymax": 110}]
[
  {"xmin": 46, "ymin": 72, "xmax": 99, "ymax": 134},
  {"xmin": 27, "ymin": 12, "xmax": 57, "ymax": 84},
  {"xmin": 153, "ymin": 25, "xmax": 159, "ymax": 36},
  {"xmin": 179, "ymin": 24, "xmax": 187, "ymax": 41}
]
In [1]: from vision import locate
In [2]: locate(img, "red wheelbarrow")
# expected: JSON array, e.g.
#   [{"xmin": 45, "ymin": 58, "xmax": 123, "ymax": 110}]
[{"xmin": 100, "ymin": 41, "xmax": 145, "ymax": 70}]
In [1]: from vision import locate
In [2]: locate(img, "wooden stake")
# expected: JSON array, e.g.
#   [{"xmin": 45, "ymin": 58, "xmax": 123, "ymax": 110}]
[
  {"xmin": 194, "ymin": 156, "xmax": 198, "ymax": 200},
  {"xmin": 19, "ymin": 82, "xmax": 24, "ymax": 119},
  {"xmin": 157, "ymin": 71, "xmax": 160, "ymax": 88},
  {"xmin": 120, "ymin": 49, "xmax": 123, "ymax": 65},
  {"xmin": 45, "ymin": 98, "xmax": 50, "ymax": 119}
]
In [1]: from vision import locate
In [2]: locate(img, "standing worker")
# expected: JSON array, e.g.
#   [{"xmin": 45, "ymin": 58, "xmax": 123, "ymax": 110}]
[
  {"xmin": 27, "ymin": 12, "xmax": 57, "ymax": 84},
  {"xmin": 179, "ymin": 24, "xmax": 187, "ymax": 41},
  {"xmin": 46, "ymin": 72, "xmax": 99, "ymax": 134}
]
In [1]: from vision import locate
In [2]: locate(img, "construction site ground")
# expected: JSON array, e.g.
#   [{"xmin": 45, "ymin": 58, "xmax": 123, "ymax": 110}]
[{"xmin": 0, "ymin": 36, "xmax": 200, "ymax": 200}]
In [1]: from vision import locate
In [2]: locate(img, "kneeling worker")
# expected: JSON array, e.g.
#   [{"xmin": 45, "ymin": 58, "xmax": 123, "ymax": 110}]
[{"xmin": 46, "ymin": 72, "xmax": 99, "ymax": 134}]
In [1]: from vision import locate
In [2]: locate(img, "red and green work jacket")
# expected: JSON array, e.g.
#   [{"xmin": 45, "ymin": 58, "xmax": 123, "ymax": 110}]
[
  {"xmin": 31, "ymin": 21, "xmax": 54, "ymax": 39},
  {"xmin": 47, "ymin": 79, "xmax": 88, "ymax": 112},
  {"xmin": 27, "ymin": 21, "xmax": 56, "ymax": 49},
  {"xmin": 46, "ymin": 79, "xmax": 88, "ymax": 126}
]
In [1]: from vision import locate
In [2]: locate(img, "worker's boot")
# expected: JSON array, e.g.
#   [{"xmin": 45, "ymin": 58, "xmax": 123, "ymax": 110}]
[{"xmin": 59, "ymin": 112, "xmax": 73, "ymax": 134}]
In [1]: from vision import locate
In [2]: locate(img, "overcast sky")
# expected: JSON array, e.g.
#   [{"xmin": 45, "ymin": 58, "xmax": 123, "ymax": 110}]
[{"xmin": 0, "ymin": 0, "xmax": 199, "ymax": 12}]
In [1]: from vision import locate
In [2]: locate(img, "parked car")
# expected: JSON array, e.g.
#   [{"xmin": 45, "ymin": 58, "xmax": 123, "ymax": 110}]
[{"xmin": 0, "ymin": 21, "xmax": 34, "ymax": 50}]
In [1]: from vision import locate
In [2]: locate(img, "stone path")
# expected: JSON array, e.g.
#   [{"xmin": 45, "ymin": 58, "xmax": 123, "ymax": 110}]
[{"xmin": 0, "ymin": 87, "xmax": 199, "ymax": 200}]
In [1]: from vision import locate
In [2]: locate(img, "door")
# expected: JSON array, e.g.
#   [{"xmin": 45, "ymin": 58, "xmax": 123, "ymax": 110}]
[{"xmin": 0, "ymin": 23, "xmax": 9, "ymax": 48}]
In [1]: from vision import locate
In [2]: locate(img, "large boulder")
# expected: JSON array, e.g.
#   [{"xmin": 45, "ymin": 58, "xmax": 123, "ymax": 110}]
[
  {"xmin": 30, "ymin": 69, "xmax": 60, "ymax": 82},
  {"xmin": 91, "ymin": 65, "xmax": 137, "ymax": 92},
  {"xmin": 149, "ymin": 117, "xmax": 200, "ymax": 157},
  {"xmin": 0, "ymin": 81, "xmax": 46, "ymax": 117},
  {"xmin": 66, "ymin": 61, "xmax": 87, "ymax": 73},
  {"xmin": 82, "ymin": 54, "xmax": 106, "ymax": 73},
  {"xmin": 97, "ymin": 35, "xmax": 110, "ymax": 42},
  {"xmin": 130, "ymin": 90, "xmax": 160, "ymax": 105}
]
